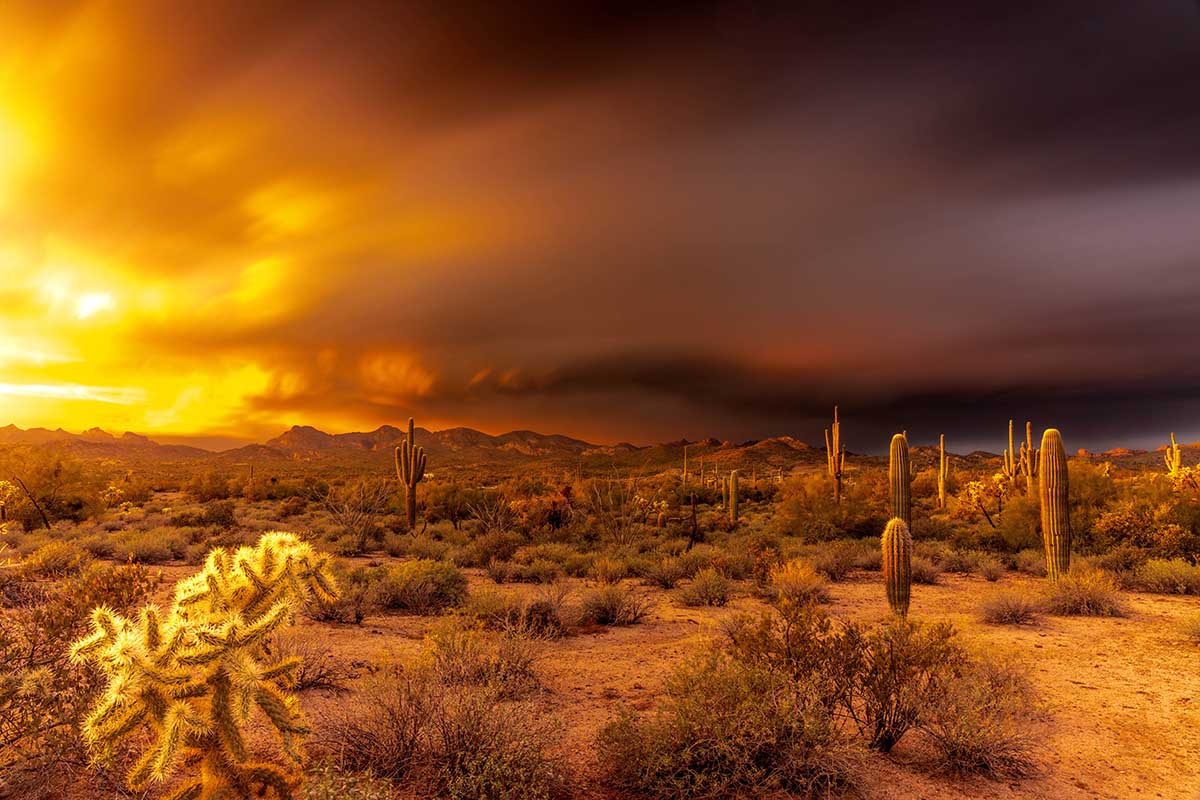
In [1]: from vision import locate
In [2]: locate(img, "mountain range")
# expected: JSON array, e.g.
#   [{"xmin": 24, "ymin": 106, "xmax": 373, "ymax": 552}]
[{"xmin": 0, "ymin": 423, "xmax": 1193, "ymax": 474}]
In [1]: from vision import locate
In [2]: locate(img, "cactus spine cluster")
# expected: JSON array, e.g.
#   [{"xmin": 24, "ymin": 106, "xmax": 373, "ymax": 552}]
[
  {"xmin": 1038, "ymin": 428, "xmax": 1071, "ymax": 581},
  {"xmin": 728, "ymin": 470, "xmax": 739, "ymax": 524},
  {"xmin": 825, "ymin": 406, "xmax": 845, "ymax": 503},
  {"xmin": 395, "ymin": 417, "xmax": 427, "ymax": 529},
  {"xmin": 888, "ymin": 433, "xmax": 914, "ymax": 528},
  {"xmin": 882, "ymin": 518, "xmax": 912, "ymax": 616},
  {"xmin": 70, "ymin": 532, "xmax": 338, "ymax": 800},
  {"xmin": 937, "ymin": 434, "xmax": 949, "ymax": 509}
]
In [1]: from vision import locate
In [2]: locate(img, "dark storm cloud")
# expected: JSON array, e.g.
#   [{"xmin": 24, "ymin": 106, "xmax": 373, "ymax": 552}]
[{"xmin": 5, "ymin": 1, "xmax": 1199, "ymax": 447}]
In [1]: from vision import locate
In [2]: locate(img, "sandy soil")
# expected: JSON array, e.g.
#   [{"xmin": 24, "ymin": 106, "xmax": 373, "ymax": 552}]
[{"xmin": 151, "ymin": 564, "xmax": 1200, "ymax": 799}]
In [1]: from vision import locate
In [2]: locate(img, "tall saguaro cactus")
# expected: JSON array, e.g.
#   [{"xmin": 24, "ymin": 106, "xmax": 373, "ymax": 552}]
[
  {"xmin": 882, "ymin": 518, "xmax": 912, "ymax": 616},
  {"xmin": 728, "ymin": 470, "xmax": 739, "ymax": 524},
  {"xmin": 937, "ymin": 434, "xmax": 949, "ymax": 510},
  {"xmin": 825, "ymin": 406, "xmax": 845, "ymax": 503},
  {"xmin": 682, "ymin": 444, "xmax": 690, "ymax": 485},
  {"xmin": 1019, "ymin": 421, "xmax": 1039, "ymax": 495},
  {"xmin": 395, "ymin": 417, "xmax": 427, "ymax": 529},
  {"xmin": 1165, "ymin": 432, "xmax": 1183, "ymax": 476},
  {"xmin": 70, "ymin": 532, "xmax": 339, "ymax": 800},
  {"xmin": 1039, "ymin": 428, "xmax": 1071, "ymax": 581},
  {"xmin": 1001, "ymin": 419, "xmax": 1018, "ymax": 487},
  {"xmin": 888, "ymin": 433, "xmax": 914, "ymax": 528}
]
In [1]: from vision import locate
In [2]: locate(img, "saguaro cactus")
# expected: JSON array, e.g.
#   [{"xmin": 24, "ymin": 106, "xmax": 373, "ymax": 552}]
[
  {"xmin": 937, "ymin": 434, "xmax": 949, "ymax": 510},
  {"xmin": 825, "ymin": 406, "xmax": 845, "ymax": 503},
  {"xmin": 728, "ymin": 470, "xmax": 739, "ymax": 524},
  {"xmin": 721, "ymin": 474, "xmax": 729, "ymax": 509},
  {"xmin": 882, "ymin": 518, "xmax": 912, "ymax": 616},
  {"xmin": 888, "ymin": 433, "xmax": 914, "ymax": 528},
  {"xmin": 71, "ymin": 532, "xmax": 339, "ymax": 800},
  {"xmin": 1038, "ymin": 428, "xmax": 1071, "ymax": 581},
  {"xmin": 395, "ymin": 417, "xmax": 427, "ymax": 529},
  {"xmin": 1019, "ymin": 421, "xmax": 1039, "ymax": 494},
  {"xmin": 1001, "ymin": 419, "xmax": 1018, "ymax": 487},
  {"xmin": 1165, "ymin": 432, "xmax": 1183, "ymax": 476},
  {"xmin": 682, "ymin": 444, "xmax": 690, "ymax": 484}
]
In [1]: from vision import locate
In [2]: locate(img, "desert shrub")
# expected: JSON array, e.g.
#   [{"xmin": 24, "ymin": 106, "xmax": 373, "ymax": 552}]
[
  {"xmin": 996, "ymin": 494, "xmax": 1042, "ymax": 551},
  {"xmin": 306, "ymin": 566, "xmax": 376, "ymax": 624},
  {"xmin": 580, "ymin": 585, "xmax": 651, "ymax": 625},
  {"xmin": 910, "ymin": 556, "xmax": 941, "ymax": 585},
  {"xmin": 486, "ymin": 559, "xmax": 515, "ymax": 583},
  {"xmin": 0, "ymin": 561, "xmax": 161, "ymax": 798},
  {"xmin": 921, "ymin": 658, "xmax": 1042, "ymax": 778},
  {"xmin": 423, "ymin": 618, "xmax": 541, "ymax": 699},
  {"xmin": 590, "ymin": 555, "xmax": 629, "ymax": 584},
  {"xmin": 20, "ymin": 540, "xmax": 91, "ymax": 578},
  {"xmin": 641, "ymin": 556, "xmax": 687, "ymax": 589},
  {"xmin": 303, "ymin": 765, "xmax": 394, "ymax": 800},
  {"xmin": 1178, "ymin": 614, "xmax": 1200, "ymax": 644},
  {"xmin": 980, "ymin": 589, "xmax": 1043, "ymax": 625},
  {"xmin": 371, "ymin": 559, "xmax": 468, "ymax": 614},
  {"xmin": 458, "ymin": 530, "xmax": 525, "ymax": 568},
  {"xmin": 806, "ymin": 540, "xmax": 861, "ymax": 581},
  {"xmin": 1043, "ymin": 569, "xmax": 1126, "ymax": 617},
  {"xmin": 1094, "ymin": 543, "xmax": 1150, "ymax": 576},
  {"xmin": 597, "ymin": 651, "xmax": 858, "ymax": 799},
  {"xmin": 271, "ymin": 631, "xmax": 359, "ymax": 692},
  {"xmin": 280, "ymin": 495, "xmax": 309, "ymax": 518},
  {"xmin": 1015, "ymin": 548, "xmax": 1048, "ymax": 577},
  {"xmin": 768, "ymin": 559, "xmax": 831, "ymax": 605},
  {"xmin": 1127, "ymin": 558, "xmax": 1200, "ymax": 595},
  {"xmin": 978, "ymin": 554, "xmax": 1006, "ymax": 581},
  {"xmin": 775, "ymin": 472, "xmax": 887, "ymax": 542},
  {"xmin": 679, "ymin": 567, "xmax": 730, "ymax": 607},
  {"xmin": 110, "ymin": 526, "xmax": 189, "ymax": 563},
  {"xmin": 834, "ymin": 618, "xmax": 965, "ymax": 751},
  {"xmin": 401, "ymin": 534, "xmax": 453, "ymax": 561},
  {"xmin": 460, "ymin": 590, "xmax": 567, "ymax": 638},
  {"xmin": 317, "ymin": 671, "xmax": 566, "ymax": 799}
]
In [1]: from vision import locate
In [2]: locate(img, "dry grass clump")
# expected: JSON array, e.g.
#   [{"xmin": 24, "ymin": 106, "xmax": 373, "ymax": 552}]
[
  {"xmin": 19, "ymin": 540, "xmax": 91, "ymax": 578},
  {"xmin": 768, "ymin": 559, "xmax": 831, "ymax": 605},
  {"xmin": 1178, "ymin": 614, "xmax": 1200, "ymax": 644},
  {"xmin": 1015, "ymin": 548, "xmax": 1048, "ymax": 577},
  {"xmin": 369, "ymin": 559, "xmax": 468, "ymax": 614},
  {"xmin": 679, "ymin": 567, "xmax": 730, "ymax": 607},
  {"xmin": 1043, "ymin": 569, "xmax": 1127, "ymax": 617},
  {"xmin": 921, "ymin": 658, "xmax": 1043, "ymax": 779},
  {"xmin": 460, "ymin": 588, "xmax": 569, "ymax": 638},
  {"xmin": 977, "ymin": 554, "xmax": 1007, "ymax": 582},
  {"xmin": 910, "ymin": 556, "xmax": 941, "ymax": 585},
  {"xmin": 980, "ymin": 588, "xmax": 1043, "ymax": 625},
  {"xmin": 641, "ymin": 556, "xmax": 687, "ymax": 589},
  {"xmin": 422, "ymin": 618, "xmax": 542, "ymax": 699},
  {"xmin": 580, "ymin": 585, "xmax": 652, "ymax": 625},
  {"xmin": 590, "ymin": 555, "xmax": 629, "ymax": 584},
  {"xmin": 316, "ymin": 670, "xmax": 566, "ymax": 799},
  {"xmin": 270, "ymin": 631, "xmax": 359, "ymax": 692}
]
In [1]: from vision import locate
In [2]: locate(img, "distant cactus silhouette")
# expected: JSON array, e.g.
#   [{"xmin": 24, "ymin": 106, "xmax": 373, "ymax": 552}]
[
  {"xmin": 682, "ymin": 444, "xmax": 690, "ymax": 485},
  {"xmin": 825, "ymin": 406, "xmax": 845, "ymax": 503},
  {"xmin": 1038, "ymin": 429, "xmax": 1071, "ymax": 581},
  {"xmin": 728, "ymin": 470, "xmax": 739, "ymax": 524},
  {"xmin": 888, "ymin": 433, "xmax": 914, "ymax": 528},
  {"xmin": 70, "ymin": 532, "xmax": 338, "ymax": 800},
  {"xmin": 882, "ymin": 518, "xmax": 912, "ymax": 616},
  {"xmin": 937, "ymin": 434, "xmax": 949, "ymax": 510},
  {"xmin": 395, "ymin": 417, "xmax": 427, "ymax": 528}
]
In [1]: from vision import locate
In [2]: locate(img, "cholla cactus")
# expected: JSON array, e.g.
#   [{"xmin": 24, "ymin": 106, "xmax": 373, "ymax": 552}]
[
  {"xmin": 70, "ymin": 532, "xmax": 338, "ymax": 800},
  {"xmin": 395, "ymin": 417, "xmax": 427, "ymax": 528}
]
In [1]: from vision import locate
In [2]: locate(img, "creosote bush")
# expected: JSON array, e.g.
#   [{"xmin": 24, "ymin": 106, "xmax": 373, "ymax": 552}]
[
  {"xmin": 1127, "ymin": 558, "xmax": 1200, "ymax": 595},
  {"xmin": 768, "ymin": 558, "xmax": 831, "ymax": 605}
]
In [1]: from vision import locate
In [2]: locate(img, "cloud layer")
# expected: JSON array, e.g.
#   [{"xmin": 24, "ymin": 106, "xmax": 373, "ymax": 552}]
[{"xmin": 1, "ymin": 1, "xmax": 1198, "ymax": 451}]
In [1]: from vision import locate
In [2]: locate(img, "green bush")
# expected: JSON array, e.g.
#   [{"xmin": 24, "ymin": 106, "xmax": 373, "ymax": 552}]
[{"xmin": 371, "ymin": 559, "xmax": 468, "ymax": 614}]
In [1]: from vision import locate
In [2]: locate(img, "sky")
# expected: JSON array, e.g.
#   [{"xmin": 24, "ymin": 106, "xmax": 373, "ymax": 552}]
[{"xmin": 1, "ymin": 1, "xmax": 1199, "ymax": 452}]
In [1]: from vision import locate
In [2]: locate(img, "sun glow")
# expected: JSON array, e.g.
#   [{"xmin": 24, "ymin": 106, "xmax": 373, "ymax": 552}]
[{"xmin": 74, "ymin": 291, "xmax": 114, "ymax": 319}]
